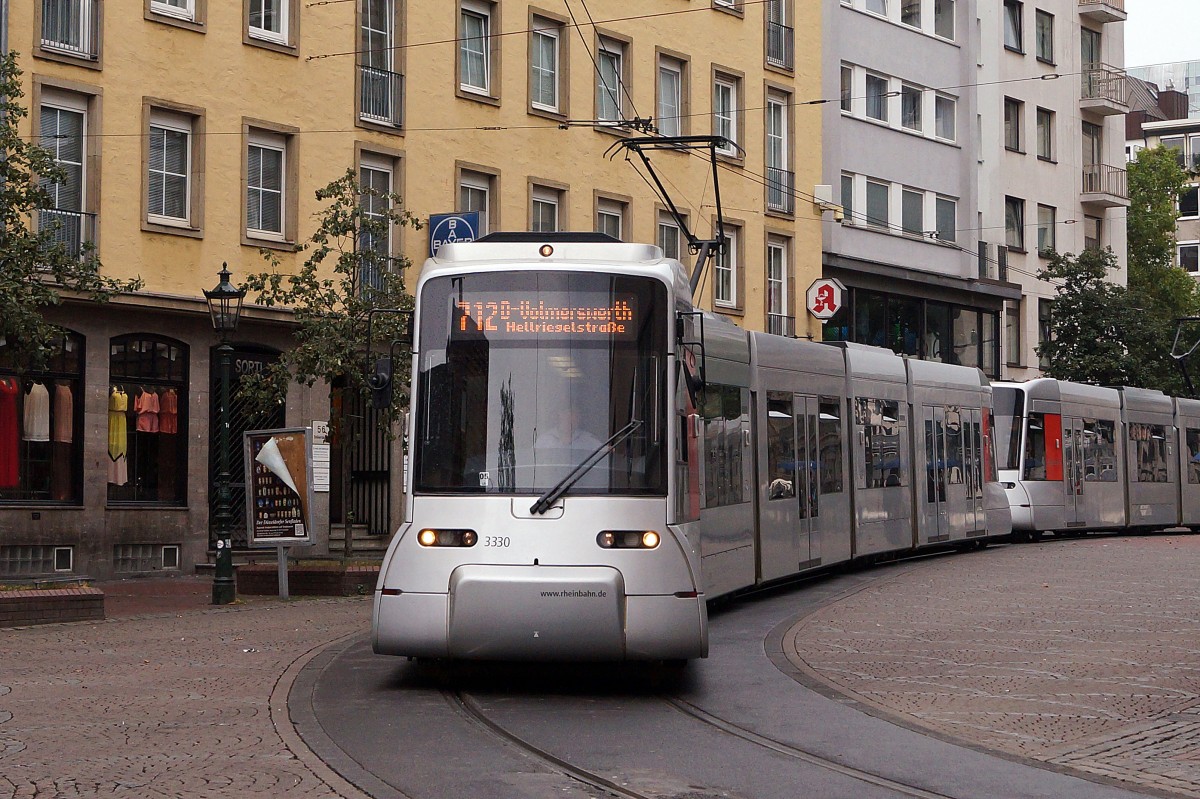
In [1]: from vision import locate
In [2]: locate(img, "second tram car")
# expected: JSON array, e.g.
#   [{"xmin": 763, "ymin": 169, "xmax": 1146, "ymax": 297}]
[{"xmin": 372, "ymin": 234, "xmax": 1011, "ymax": 662}]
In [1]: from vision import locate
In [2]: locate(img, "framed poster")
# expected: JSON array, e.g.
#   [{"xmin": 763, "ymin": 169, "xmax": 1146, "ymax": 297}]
[{"xmin": 243, "ymin": 427, "xmax": 315, "ymax": 547}]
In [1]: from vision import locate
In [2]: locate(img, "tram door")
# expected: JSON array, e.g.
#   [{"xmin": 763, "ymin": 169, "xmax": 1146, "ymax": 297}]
[
  {"xmin": 1062, "ymin": 417, "xmax": 1085, "ymax": 525},
  {"xmin": 924, "ymin": 406, "xmax": 950, "ymax": 540},
  {"xmin": 793, "ymin": 395, "xmax": 821, "ymax": 568},
  {"xmin": 965, "ymin": 407, "xmax": 985, "ymax": 532}
]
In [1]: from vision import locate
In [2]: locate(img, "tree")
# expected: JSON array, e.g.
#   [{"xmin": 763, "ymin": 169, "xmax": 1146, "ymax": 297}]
[
  {"xmin": 1125, "ymin": 145, "xmax": 1200, "ymax": 394},
  {"xmin": 0, "ymin": 52, "xmax": 141, "ymax": 373},
  {"xmin": 241, "ymin": 170, "xmax": 420, "ymax": 555},
  {"xmin": 1035, "ymin": 248, "xmax": 1147, "ymax": 386}
]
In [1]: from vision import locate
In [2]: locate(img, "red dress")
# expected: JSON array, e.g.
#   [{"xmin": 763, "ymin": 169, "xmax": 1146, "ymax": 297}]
[{"xmin": 0, "ymin": 377, "xmax": 19, "ymax": 487}]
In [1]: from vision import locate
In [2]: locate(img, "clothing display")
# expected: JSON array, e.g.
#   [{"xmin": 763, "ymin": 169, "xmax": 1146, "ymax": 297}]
[
  {"xmin": 0, "ymin": 377, "xmax": 18, "ymax": 488},
  {"xmin": 23, "ymin": 381, "xmax": 50, "ymax": 442},
  {"xmin": 52, "ymin": 383, "xmax": 73, "ymax": 443},
  {"xmin": 159, "ymin": 388, "xmax": 178, "ymax": 434},
  {"xmin": 135, "ymin": 389, "xmax": 160, "ymax": 433},
  {"xmin": 108, "ymin": 387, "xmax": 128, "ymax": 486}
]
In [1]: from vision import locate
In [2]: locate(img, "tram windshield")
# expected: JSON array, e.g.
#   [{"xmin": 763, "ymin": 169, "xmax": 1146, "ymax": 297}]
[
  {"xmin": 992, "ymin": 386, "xmax": 1024, "ymax": 471},
  {"xmin": 413, "ymin": 271, "xmax": 668, "ymax": 496}
]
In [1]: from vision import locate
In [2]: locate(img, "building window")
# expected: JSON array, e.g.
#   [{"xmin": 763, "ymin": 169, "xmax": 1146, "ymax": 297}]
[
  {"xmin": 714, "ymin": 226, "xmax": 739, "ymax": 308},
  {"xmin": 1003, "ymin": 98, "xmax": 1023, "ymax": 151},
  {"xmin": 1035, "ymin": 10, "xmax": 1054, "ymax": 62},
  {"xmin": 1005, "ymin": 303, "xmax": 1021, "ymax": 366},
  {"xmin": 530, "ymin": 20, "xmax": 561, "ymax": 113},
  {"xmin": 934, "ymin": 0, "xmax": 954, "ymax": 39},
  {"xmin": 1037, "ymin": 204, "xmax": 1056, "ymax": 255},
  {"xmin": 866, "ymin": 0, "xmax": 886, "ymax": 15},
  {"xmin": 1179, "ymin": 185, "xmax": 1198, "ymax": 219},
  {"xmin": 866, "ymin": 73, "xmax": 888, "ymax": 122},
  {"xmin": 901, "ymin": 84, "xmax": 922, "ymax": 131},
  {"xmin": 151, "ymin": 0, "xmax": 194, "ymax": 22},
  {"xmin": 657, "ymin": 56, "xmax": 684, "ymax": 137},
  {"xmin": 1180, "ymin": 242, "xmax": 1199, "ymax": 274},
  {"xmin": 901, "ymin": 0, "xmax": 920, "ymax": 27},
  {"xmin": 1003, "ymin": 0, "xmax": 1022, "ymax": 52},
  {"xmin": 0, "ymin": 331, "xmax": 84, "ymax": 504},
  {"xmin": 248, "ymin": 0, "xmax": 288, "ymax": 45},
  {"xmin": 840, "ymin": 64, "xmax": 852, "ymax": 112},
  {"xmin": 1190, "ymin": 135, "xmax": 1200, "ymax": 172},
  {"xmin": 1005, "ymin": 196, "xmax": 1025, "ymax": 251},
  {"xmin": 360, "ymin": 0, "xmax": 404, "ymax": 127},
  {"xmin": 841, "ymin": 173, "xmax": 855, "ymax": 225},
  {"xmin": 460, "ymin": 1, "xmax": 492, "ymax": 95},
  {"xmin": 38, "ymin": 95, "xmax": 92, "ymax": 259},
  {"xmin": 1084, "ymin": 214, "xmax": 1102, "ymax": 251},
  {"xmin": 902, "ymin": 188, "xmax": 923, "ymax": 236},
  {"xmin": 935, "ymin": 94, "xmax": 955, "ymax": 141},
  {"xmin": 866, "ymin": 180, "xmax": 889, "ymax": 229},
  {"xmin": 596, "ymin": 197, "xmax": 625, "ymax": 240},
  {"xmin": 41, "ymin": 0, "xmax": 98, "ymax": 58},
  {"xmin": 657, "ymin": 211, "xmax": 682, "ymax": 260},
  {"xmin": 765, "ymin": 93, "xmax": 792, "ymax": 214},
  {"xmin": 766, "ymin": 237, "xmax": 789, "ymax": 335},
  {"xmin": 531, "ymin": 184, "xmax": 562, "ymax": 232},
  {"xmin": 107, "ymin": 335, "xmax": 188, "ymax": 505},
  {"xmin": 1038, "ymin": 298, "xmax": 1052, "ymax": 368},
  {"xmin": 359, "ymin": 156, "xmax": 394, "ymax": 292},
  {"xmin": 458, "ymin": 167, "xmax": 494, "ymax": 234},
  {"xmin": 147, "ymin": 109, "xmax": 193, "ymax": 226},
  {"xmin": 713, "ymin": 74, "xmax": 739, "ymax": 155},
  {"xmin": 765, "ymin": 0, "xmax": 793, "ymax": 69},
  {"xmin": 1035, "ymin": 107, "xmax": 1054, "ymax": 160},
  {"xmin": 246, "ymin": 131, "xmax": 287, "ymax": 240},
  {"xmin": 596, "ymin": 36, "xmax": 626, "ymax": 124},
  {"xmin": 935, "ymin": 196, "xmax": 956, "ymax": 242}
]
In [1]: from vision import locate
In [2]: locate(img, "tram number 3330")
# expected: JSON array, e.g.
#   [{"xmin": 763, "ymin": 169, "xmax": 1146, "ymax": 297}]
[{"xmin": 484, "ymin": 536, "xmax": 511, "ymax": 548}]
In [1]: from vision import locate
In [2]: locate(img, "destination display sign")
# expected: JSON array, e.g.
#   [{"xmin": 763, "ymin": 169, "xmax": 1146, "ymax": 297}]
[{"xmin": 452, "ymin": 296, "xmax": 638, "ymax": 340}]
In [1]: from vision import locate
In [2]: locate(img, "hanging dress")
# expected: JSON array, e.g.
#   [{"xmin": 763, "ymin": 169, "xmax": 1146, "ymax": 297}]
[
  {"xmin": 50, "ymin": 383, "xmax": 74, "ymax": 501},
  {"xmin": 159, "ymin": 388, "xmax": 178, "ymax": 434},
  {"xmin": 108, "ymin": 388, "xmax": 129, "ymax": 486},
  {"xmin": 23, "ymin": 381, "xmax": 50, "ymax": 442},
  {"xmin": 0, "ymin": 377, "xmax": 19, "ymax": 488},
  {"xmin": 135, "ymin": 389, "xmax": 160, "ymax": 433}
]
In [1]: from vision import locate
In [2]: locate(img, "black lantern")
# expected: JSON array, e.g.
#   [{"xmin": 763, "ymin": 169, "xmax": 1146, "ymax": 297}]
[{"xmin": 204, "ymin": 263, "xmax": 246, "ymax": 336}]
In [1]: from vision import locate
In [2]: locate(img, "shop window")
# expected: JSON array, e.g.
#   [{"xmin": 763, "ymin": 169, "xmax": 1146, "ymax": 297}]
[
  {"xmin": 108, "ymin": 335, "xmax": 188, "ymax": 504},
  {"xmin": 0, "ymin": 330, "xmax": 84, "ymax": 503}
]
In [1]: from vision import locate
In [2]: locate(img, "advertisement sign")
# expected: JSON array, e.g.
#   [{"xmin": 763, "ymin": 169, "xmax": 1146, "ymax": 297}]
[
  {"xmin": 243, "ymin": 427, "xmax": 315, "ymax": 547},
  {"xmin": 428, "ymin": 211, "xmax": 480, "ymax": 257}
]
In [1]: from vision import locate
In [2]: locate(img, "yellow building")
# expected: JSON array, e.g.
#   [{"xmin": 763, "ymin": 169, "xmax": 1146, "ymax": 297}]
[{"xmin": 0, "ymin": 0, "xmax": 821, "ymax": 579}]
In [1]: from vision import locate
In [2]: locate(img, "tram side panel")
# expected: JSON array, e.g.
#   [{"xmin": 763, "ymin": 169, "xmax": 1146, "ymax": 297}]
[
  {"xmin": 1056, "ymin": 383, "xmax": 1126, "ymax": 531},
  {"xmin": 1119, "ymin": 387, "xmax": 1179, "ymax": 530},
  {"xmin": 1176, "ymin": 397, "xmax": 1200, "ymax": 529}
]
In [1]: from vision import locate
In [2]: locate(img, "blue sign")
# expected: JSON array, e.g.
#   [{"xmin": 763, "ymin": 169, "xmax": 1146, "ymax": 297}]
[{"xmin": 428, "ymin": 212, "xmax": 480, "ymax": 257}]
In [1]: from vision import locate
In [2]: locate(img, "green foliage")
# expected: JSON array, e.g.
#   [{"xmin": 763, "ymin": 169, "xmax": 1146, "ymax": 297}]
[
  {"xmin": 239, "ymin": 170, "xmax": 420, "ymax": 429},
  {"xmin": 0, "ymin": 52, "xmax": 142, "ymax": 374}
]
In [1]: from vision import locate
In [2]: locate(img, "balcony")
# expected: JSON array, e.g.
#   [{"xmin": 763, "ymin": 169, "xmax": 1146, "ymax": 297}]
[
  {"xmin": 767, "ymin": 313, "xmax": 795, "ymax": 337},
  {"xmin": 1081, "ymin": 163, "xmax": 1129, "ymax": 208},
  {"xmin": 359, "ymin": 66, "xmax": 405, "ymax": 129},
  {"xmin": 766, "ymin": 167, "xmax": 794, "ymax": 214},
  {"xmin": 1078, "ymin": 0, "xmax": 1126, "ymax": 24},
  {"xmin": 41, "ymin": 0, "xmax": 99, "ymax": 60},
  {"xmin": 38, "ymin": 208, "xmax": 97, "ymax": 260},
  {"xmin": 766, "ymin": 21, "xmax": 794, "ymax": 70},
  {"xmin": 1080, "ymin": 63, "xmax": 1128, "ymax": 116}
]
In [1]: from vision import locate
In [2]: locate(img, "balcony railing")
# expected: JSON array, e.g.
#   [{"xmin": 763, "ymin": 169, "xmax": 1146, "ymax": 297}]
[
  {"xmin": 1078, "ymin": 0, "xmax": 1126, "ymax": 23},
  {"xmin": 360, "ymin": 66, "xmax": 405, "ymax": 128},
  {"xmin": 38, "ymin": 208, "xmax": 96, "ymax": 260},
  {"xmin": 766, "ymin": 21, "xmax": 794, "ymax": 70},
  {"xmin": 1081, "ymin": 163, "xmax": 1128, "ymax": 204},
  {"xmin": 766, "ymin": 167, "xmax": 794, "ymax": 214},
  {"xmin": 41, "ymin": 0, "xmax": 99, "ymax": 60},
  {"xmin": 767, "ymin": 313, "xmax": 795, "ymax": 337},
  {"xmin": 1080, "ymin": 63, "xmax": 1128, "ymax": 113}
]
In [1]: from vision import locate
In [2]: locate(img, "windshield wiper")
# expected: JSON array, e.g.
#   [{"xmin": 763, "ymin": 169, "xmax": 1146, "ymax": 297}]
[{"xmin": 529, "ymin": 419, "xmax": 643, "ymax": 515}]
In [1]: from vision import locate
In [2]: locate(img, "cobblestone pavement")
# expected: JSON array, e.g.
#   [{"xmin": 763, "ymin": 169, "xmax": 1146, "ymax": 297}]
[
  {"xmin": 785, "ymin": 534, "xmax": 1200, "ymax": 798},
  {"xmin": 0, "ymin": 593, "xmax": 374, "ymax": 799}
]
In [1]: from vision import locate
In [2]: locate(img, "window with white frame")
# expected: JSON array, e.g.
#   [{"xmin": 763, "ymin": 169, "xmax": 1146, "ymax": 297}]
[
  {"xmin": 359, "ymin": 156, "xmax": 394, "ymax": 290},
  {"xmin": 840, "ymin": 173, "xmax": 855, "ymax": 225},
  {"xmin": 865, "ymin": 73, "xmax": 888, "ymax": 122},
  {"xmin": 1004, "ymin": 97, "xmax": 1023, "ymax": 151},
  {"xmin": 934, "ymin": 94, "xmax": 956, "ymax": 141},
  {"xmin": 460, "ymin": 1, "xmax": 491, "ymax": 95},
  {"xmin": 1035, "ymin": 10, "xmax": 1054, "ymax": 62},
  {"xmin": 901, "ymin": 188, "xmax": 923, "ymax": 235},
  {"xmin": 1036, "ymin": 107, "xmax": 1054, "ymax": 160},
  {"xmin": 934, "ymin": 0, "xmax": 954, "ymax": 39},
  {"xmin": 459, "ymin": 169, "xmax": 492, "ymax": 234},
  {"xmin": 148, "ymin": 110, "xmax": 192, "ymax": 225},
  {"xmin": 152, "ymin": 0, "xmax": 195, "ymax": 21},
  {"xmin": 866, "ymin": 0, "xmax": 886, "ymax": 15},
  {"xmin": 596, "ymin": 37, "xmax": 625, "ymax": 123},
  {"xmin": 1180, "ymin": 242, "xmax": 1199, "ymax": 274},
  {"xmin": 249, "ymin": 0, "xmax": 288, "ymax": 45},
  {"xmin": 1005, "ymin": 303, "xmax": 1021, "ymax": 365},
  {"xmin": 657, "ymin": 57, "xmax": 683, "ymax": 137},
  {"xmin": 1084, "ymin": 215, "xmax": 1102, "ymax": 251},
  {"xmin": 1005, "ymin": 196, "xmax": 1025, "ymax": 251},
  {"xmin": 360, "ymin": 0, "xmax": 401, "ymax": 126},
  {"xmin": 1037, "ymin": 204, "xmax": 1055, "ymax": 255},
  {"xmin": 713, "ymin": 75, "xmax": 739, "ymax": 155},
  {"xmin": 246, "ymin": 131, "xmax": 286, "ymax": 239},
  {"xmin": 531, "ymin": 185, "xmax": 561, "ymax": 233},
  {"xmin": 901, "ymin": 84, "xmax": 922, "ymax": 131},
  {"xmin": 935, "ymin": 196, "xmax": 956, "ymax": 242},
  {"xmin": 657, "ymin": 211, "xmax": 682, "ymax": 260},
  {"xmin": 765, "ymin": 93, "xmax": 791, "ymax": 213},
  {"xmin": 840, "ymin": 64, "xmax": 852, "ymax": 112},
  {"xmin": 766, "ymin": 237, "xmax": 789, "ymax": 333},
  {"xmin": 866, "ymin": 180, "xmax": 889, "ymax": 229},
  {"xmin": 41, "ymin": 0, "xmax": 96, "ymax": 56},
  {"xmin": 714, "ymin": 227, "xmax": 738, "ymax": 307},
  {"xmin": 1179, "ymin": 185, "xmax": 1198, "ymax": 219},
  {"xmin": 530, "ymin": 20, "xmax": 560, "ymax": 113},
  {"xmin": 38, "ymin": 95, "xmax": 88, "ymax": 255},
  {"xmin": 596, "ymin": 197, "xmax": 624, "ymax": 240},
  {"xmin": 901, "ymin": 0, "xmax": 920, "ymax": 28},
  {"xmin": 1003, "ymin": 0, "xmax": 1022, "ymax": 52}
]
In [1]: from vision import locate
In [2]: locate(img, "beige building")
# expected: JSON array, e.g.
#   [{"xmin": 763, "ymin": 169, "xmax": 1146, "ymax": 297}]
[{"xmin": 0, "ymin": 0, "xmax": 823, "ymax": 579}]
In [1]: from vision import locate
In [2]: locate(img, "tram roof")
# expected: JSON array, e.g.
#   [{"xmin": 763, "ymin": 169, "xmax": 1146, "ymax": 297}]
[{"xmin": 433, "ymin": 235, "xmax": 667, "ymax": 268}]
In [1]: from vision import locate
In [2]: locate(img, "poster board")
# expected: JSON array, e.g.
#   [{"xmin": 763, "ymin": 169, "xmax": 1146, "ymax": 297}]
[{"xmin": 243, "ymin": 427, "xmax": 315, "ymax": 547}]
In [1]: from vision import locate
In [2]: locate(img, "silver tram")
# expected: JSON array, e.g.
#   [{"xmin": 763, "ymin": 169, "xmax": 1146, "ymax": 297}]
[
  {"xmin": 994, "ymin": 377, "xmax": 1200, "ymax": 537},
  {"xmin": 372, "ymin": 234, "xmax": 1011, "ymax": 662}
]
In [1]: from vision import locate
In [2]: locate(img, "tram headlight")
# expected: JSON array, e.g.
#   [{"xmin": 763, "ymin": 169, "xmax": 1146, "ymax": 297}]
[
  {"xmin": 417, "ymin": 528, "xmax": 478, "ymax": 547},
  {"xmin": 597, "ymin": 530, "xmax": 661, "ymax": 549}
]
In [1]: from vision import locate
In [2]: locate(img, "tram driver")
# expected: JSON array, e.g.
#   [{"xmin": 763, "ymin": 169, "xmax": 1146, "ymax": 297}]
[{"xmin": 537, "ymin": 406, "xmax": 604, "ymax": 451}]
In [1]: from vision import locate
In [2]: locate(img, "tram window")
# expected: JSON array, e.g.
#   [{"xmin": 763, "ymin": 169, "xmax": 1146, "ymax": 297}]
[
  {"xmin": 1095, "ymin": 420, "xmax": 1117, "ymax": 481},
  {"xmin": 856, "ymin": 398, "xmax": 905, "ymax": 489},
  {"xmin": 992, "ymin": 387, "xmax": 1023, "ymax": 471},
  {"xmin": 1023, "ymin": 412, "xmax": 1047, "ymax": 480},
  {"xmin": 818, "ymin": 397, "xmax": 843, "ymax": 494},
  {"xmin": 1187, "ymin": 428, "xmax": 1200, "ymax": 484},
  {"xmin": 766, "ymin": 393, "xmax": 795, "ymax": 500},
  {"xmin": 1130, "ymin": 423, "xmax": 1170, "ymax": 483},
  {"xmin": 702, "ymin": 384, "xmax": 747, "ymax": 507},
  {"xmin": 945, "ymin": 407, "xmax": 965, "ymax": 485}
]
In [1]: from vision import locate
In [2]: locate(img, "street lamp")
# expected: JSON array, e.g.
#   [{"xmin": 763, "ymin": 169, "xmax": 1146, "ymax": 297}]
[{"xmin": 204, "ymin": 263, "xmax": 246, "ymax": 605}]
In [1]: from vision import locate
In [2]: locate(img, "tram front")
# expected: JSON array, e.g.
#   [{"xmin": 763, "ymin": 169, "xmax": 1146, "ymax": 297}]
[{"xmin": 373, "ymin": 239, "xmax": 707, "ymax": 661}]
